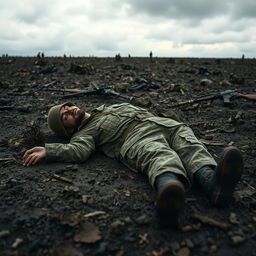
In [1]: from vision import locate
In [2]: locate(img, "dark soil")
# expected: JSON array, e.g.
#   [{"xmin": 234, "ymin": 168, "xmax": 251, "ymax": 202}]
[{"xmin": 0, "ymin": 56, "xmax": 256, "ymax": 256}]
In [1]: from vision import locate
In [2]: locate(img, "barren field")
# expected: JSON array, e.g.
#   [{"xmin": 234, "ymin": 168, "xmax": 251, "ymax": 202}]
[{"xmin": 0, "ymin": 56, "xmax": 256, "ymax": 256}]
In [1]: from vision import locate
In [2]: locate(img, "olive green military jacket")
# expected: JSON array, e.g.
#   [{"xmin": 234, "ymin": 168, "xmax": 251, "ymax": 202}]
[{"xmin": 45, "ymin": 103, "xmax": 182, "ymax": 163}]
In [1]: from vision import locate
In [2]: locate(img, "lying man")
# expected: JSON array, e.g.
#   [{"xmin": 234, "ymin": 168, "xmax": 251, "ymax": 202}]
[{"xmin": 22, "ymin": 102, "xmax": 244, "ymax": 228}]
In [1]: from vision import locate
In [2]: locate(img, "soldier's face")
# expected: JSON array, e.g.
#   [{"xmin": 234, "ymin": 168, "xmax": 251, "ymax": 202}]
[{"xmin": 60, "ymin": 104, "xmax": 85, "ymax": 135}]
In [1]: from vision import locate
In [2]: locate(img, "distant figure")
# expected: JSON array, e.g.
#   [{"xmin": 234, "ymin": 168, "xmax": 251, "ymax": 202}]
[
  {"xmin": 242, "ymin": 54, "xmax": 245, "ymax": 60},
  {"xmin": 41, "ymin": 52, "xmax": 45, "ymax": 59},
  {"xmin": 37, "ymin": 52, "xmax": 41, "ymax": 59},
  {"xmin": 115, "ymin": 53, "xmax": 122, "ymax": 61},
  {"xmin": 149, "ymin": 51, "xmax": 153, "ymax": 59}
]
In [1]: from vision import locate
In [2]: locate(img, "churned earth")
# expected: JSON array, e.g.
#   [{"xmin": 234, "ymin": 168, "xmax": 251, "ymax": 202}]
[{"xmin": 0, "ymin": 56, "xmax": 256, "ymax": 256}]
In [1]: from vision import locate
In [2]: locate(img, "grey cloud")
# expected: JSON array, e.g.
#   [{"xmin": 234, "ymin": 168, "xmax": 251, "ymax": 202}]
[
  {"xmin": 230, "ymin": 0, "xmax": 256, "ymax": 19},
  {"xmin": 1, "ymin": 1, "xmax": 51, "ymax": 24},
  {"xmin": 69, "ymin": 0, "xmax": 125, "ymax": 21},
  {"xmin": 125, "ymin": 0, "xmax": 228, "ymax": 22},
  {"xmin": 125, "ymin": 0, "xmax": 256, "ymax": 24},
  {"xmin": 182, "ymin": 33, "xmax": 251, "ymax": 44}
]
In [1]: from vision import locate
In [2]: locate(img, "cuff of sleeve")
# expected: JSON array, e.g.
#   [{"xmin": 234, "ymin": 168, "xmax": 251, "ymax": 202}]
[{"xmin": 45, "ymin": 143, "xmax": 58, "ymax": 162}]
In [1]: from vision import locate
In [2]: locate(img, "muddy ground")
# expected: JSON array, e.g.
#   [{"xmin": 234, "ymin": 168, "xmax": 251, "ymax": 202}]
[{"xmin": 0, "ymin": 56, "xmax": 256, "ymax": 256}]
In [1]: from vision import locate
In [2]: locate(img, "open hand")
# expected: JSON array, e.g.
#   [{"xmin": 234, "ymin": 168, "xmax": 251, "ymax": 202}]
[{"xmin": 22, "ymin": 146, "xmax": 46, "ymax": 166}]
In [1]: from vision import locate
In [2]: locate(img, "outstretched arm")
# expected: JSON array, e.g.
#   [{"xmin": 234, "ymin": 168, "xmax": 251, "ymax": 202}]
[
  {"xmin": 22, "ymin": 146, "xmax": 46, "ymax": 166},
  {"xmin": 22, "ymin": 133, "xmax": 96, "ymax": 166}
]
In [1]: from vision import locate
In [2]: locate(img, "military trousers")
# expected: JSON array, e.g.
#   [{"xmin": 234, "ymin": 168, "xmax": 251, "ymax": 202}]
[{"xmin": 120, "ymin": 120, "xmax": 217, "ymax": 190}]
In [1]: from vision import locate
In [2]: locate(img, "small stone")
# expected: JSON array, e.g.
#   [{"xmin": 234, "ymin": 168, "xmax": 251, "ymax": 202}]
[
  {"xmin": 229, "ymin": 212, "xmax": 240, "ymax": 224},
  {"xmin": 228, "ymin": 229, "xmax": 246, "ymax": 245},
  {"xmin": 220, "ymin": 79, "xmax": 232, "ymax": 87},
  {"xmin": 200, "ymin": 79, "xmax": 213, "ymax": 86},
  {"xmin": 82, "ymin": 195, "xmax": 90, "ymax": 204},
  {"xmin": 12, "ymin": 237, "xmax": 23, "ymax": 248},
  {"xmin": 64, "ymin": 185, "xmax": 80, "ymax": 192},
  {"xmin": 135, "ymin": 214, "xmax": 150, "ymax": 224},
  {"xmin": 0, "ymin": 230, "xmax": 10, "ymax": 238},
  {"xmin": 110, "ymin": 220, "xmax": 125, "ymax": 229},
  {"xmin": 123, "ymin": 217, "xmax": 133, "ymax": 224},
  {"xmin": 184, "ymin": 238, "xmax": 194, "ymax": 249},
  {"xmin": 16, "ymin": 105, "xmax": 32, "ymax": 112},
  {"xmin": 231, "ymin": 235, "xmax": 245, "ymax": 244},
  {"xmin": 177, "ymin": 247, "xmax": 190, "ymax": 256}
]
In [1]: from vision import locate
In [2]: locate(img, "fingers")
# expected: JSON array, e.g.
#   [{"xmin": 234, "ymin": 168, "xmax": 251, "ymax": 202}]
[
  {"xmin": 22, "ymin": 147, "xmax": 46, "ymax": 167},
  {"xmin": 23, "ymin": 153, "xmax": 35, "ymax": 166},
  {"xmin": 28, "ymin": 154, "xmax": 39, "ymax": 166},
  {"xmin": 23, "ymin": 154, "xmax": 40, "ymax": 166},
  {"xmin": 23, "ymin": 148, "xmax": 40, "ymax": 166},
  {"xmin": 23, "ymin": 147, "xmax": 36, "ymax": 160}
]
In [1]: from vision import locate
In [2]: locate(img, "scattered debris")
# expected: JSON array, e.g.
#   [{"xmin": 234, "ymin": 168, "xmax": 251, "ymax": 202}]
[
  {"xmin": 74, "ymin": 221, "xmax": 102, "ymax": 243},
  {"xmin": 110, "ymin": 220, "xmax": 125, "ymax": 230},
  {"xmin": 23, "ymin": 120, "xmax": 45, "ymax": 148},
  {"xmin": 200, "ymin": 79, "xmax": 213, "ymax": 86},
  {"xmin": 60, "ymin": 212, "xmax": 81, "ymax": 227},
  {"xmin": 0, "ymin": 230, "xmax": 10, "ymax": 238},
  {"xmin": 123, "ymin": 189, "xmax": 131, "ymax": 197},
  {"xmin": 53, "ymin": 174, "xmax": 73, "ymax": 184},
  {"xmin": 128, "ymin": 78, "xmax": 160, "ymax": 91},
  {"xmin": 176, "ymin": 247, "xmax": 190, "ymax": 256},
  {"xmin": 181, "ymin": 223, "xmax": 201, "ymax": 232},
  {"xmin": 39, "ymin": 65, "xmax": 57, "ymax": 74},
  {"xmin": 146, "ymin": 247, "xmax": 170, "ymax": 256},
  {"xmin": 11, "ymin": 238, "xmax": 23, "ymax": 248},
  {"xmin": 138, "ymin": 233, "xmax": 149, "ymax": 245},
  {"xmin": 229, "ymin": 212, "xmax": 240, "ymax": 225},
  {"xmin": 64, "ymin": 185, "xmax": 80, "ymax": 192},
  {"xmin": 0, "ymin": 157, "xmax": 16, "ymax": 162},
  {"xmin": 191, "ymin": 213, "xmax": 230, "ymax": 230},
  {"xmin": 1, "ymin": 57, "xmax": 255, "ymax": 256},
  {"xmin": 135, "ymin": 214, "xmax": 150, "ymax": 225},
  {"xmin": 230, "ymin": 74, "xmax": 245, "ymax": 84},
  {"xmin": 81, "ymin": 195, "xmax": 91, "ymax": 204},
  {"xmin": 50, "ymin": 243, "xmax": 83, "ymax": 256},
  {"xmin": 228, "ymin": 229, "xmax": 246, "ymax": 245},
  {"xmin": 69, "ymin": 62, "xmax": 95, "ymax": 74},
  {"xmin": 83, "ymin": 211, "xmax": 106, "ymax": 218}
]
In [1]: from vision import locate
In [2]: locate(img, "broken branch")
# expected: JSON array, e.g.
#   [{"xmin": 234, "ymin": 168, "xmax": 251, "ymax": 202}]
[{"xmin": 191, "ymin": 213, "xmax": 230, "ymax": 231}]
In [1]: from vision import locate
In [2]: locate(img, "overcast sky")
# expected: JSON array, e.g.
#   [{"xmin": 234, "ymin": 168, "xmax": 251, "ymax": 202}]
[{"xmin": 0, "ymin": 0, "xmax": 255, "ymax": 58}]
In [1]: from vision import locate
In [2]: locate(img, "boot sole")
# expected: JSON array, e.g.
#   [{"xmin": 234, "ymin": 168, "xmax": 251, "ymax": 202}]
[
  {"xmin": 212, "ymin": 146, "xmax": 244, "ymax": 207},
  {"xmin": 155, "ymin": 182, "xmax": 185, "ymax": 228}
]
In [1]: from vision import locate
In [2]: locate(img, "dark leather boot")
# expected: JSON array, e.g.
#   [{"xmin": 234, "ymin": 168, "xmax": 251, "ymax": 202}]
[
  {"xmin": 194, "ymin": 146, "xmax": 244, "ymax": 207},
  {"xmin": 155, "ymin": 172, "xmax": 186, "ymax": 228}
]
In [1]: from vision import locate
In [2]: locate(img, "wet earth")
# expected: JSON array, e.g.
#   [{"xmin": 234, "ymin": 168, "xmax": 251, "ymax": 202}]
[{"xmin": 0, "ymin": 56, "xmax": 256, "ymax": 256}]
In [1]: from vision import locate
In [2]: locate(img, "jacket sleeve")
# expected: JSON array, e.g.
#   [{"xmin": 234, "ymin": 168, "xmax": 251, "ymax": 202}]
[{"xmin": 45, "ymin": 135, "xmax": 95, "ymax": 163}]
